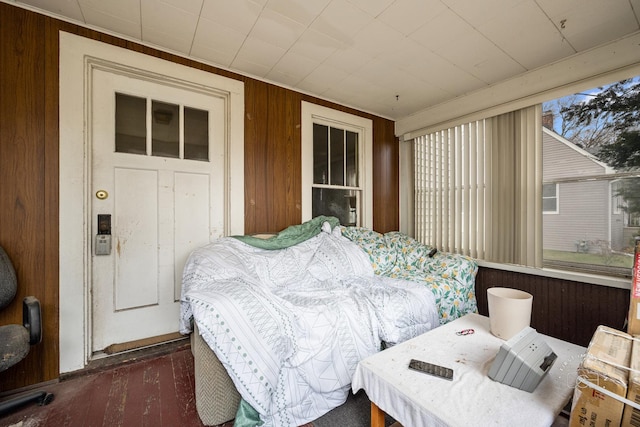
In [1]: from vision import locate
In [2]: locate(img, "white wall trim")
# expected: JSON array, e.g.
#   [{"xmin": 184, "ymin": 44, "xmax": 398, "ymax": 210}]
[
  {"xmin": 397, "ymin": 31, "xmax": 640, "ymax": 138},
  {"xmin": 59, "ymin": 31, "xmax": 244, "ymax": 373},
  {"xmin": 477, "ymin": 260, "xmax": 631, "ymax": 290},
  {"xmin": 301, "ymin": 101, "xmax": 373, "ymax": 228}
]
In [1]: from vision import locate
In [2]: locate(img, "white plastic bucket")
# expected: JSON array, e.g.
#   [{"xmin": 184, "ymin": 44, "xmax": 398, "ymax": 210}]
[{"xmin": 487, "ymin": 287, "xmax": 533, "ymax": 340}]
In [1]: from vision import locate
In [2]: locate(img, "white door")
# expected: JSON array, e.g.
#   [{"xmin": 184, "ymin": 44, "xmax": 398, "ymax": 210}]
[{"xmin": 90, "ymin": 69, "xmax": 225, "ymax": 354}]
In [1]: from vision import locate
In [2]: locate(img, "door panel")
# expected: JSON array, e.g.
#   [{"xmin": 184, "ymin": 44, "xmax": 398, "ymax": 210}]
[
  {"xmin": 174, "ymin": 172, "xmax": 211, "ymax": 301},
  {"xmin": 114, "ymin": 168, "xmax": 159, "ymax": 310},
  {"xmin": 91, "ymin": 69, "xmax": 225, "ymax": 354}
]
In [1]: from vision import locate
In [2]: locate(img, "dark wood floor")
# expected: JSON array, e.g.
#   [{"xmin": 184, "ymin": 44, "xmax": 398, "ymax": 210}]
[
  {"xmin": 0, "ymin": 341, "xmax": 230, "ymax": 427},
  {"xmin": 0, "ymin": 340, "xmax": 569, "ymax": 427}
]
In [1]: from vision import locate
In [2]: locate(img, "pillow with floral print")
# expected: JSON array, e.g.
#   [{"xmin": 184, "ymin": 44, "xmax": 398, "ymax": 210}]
[
  {"xmin": 384, "ymin": 231, "xmax": 435, "ymax": 272},
  {"xmin": 340, "ymin": 226, "xmax": 396, "ymax": 275}
]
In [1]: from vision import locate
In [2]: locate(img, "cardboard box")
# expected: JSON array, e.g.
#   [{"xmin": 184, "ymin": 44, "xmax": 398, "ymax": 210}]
[
  {"xmin": 627, "ymin": 237, "xmax": 640, "ymax": 335},
  {"xmin": 622, "ymin": 335, "xmax": 640, "ymax": 426},
  {"xmin": 569, "ymin": 326, "xmax": 632, "ymax": 427}
]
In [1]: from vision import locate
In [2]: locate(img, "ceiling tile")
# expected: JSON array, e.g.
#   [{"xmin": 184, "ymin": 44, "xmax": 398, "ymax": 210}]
[
  {"xmin": 230, "ymin": 56, "xmax": 272, "ymax": 77},
  {"xmin": 476, "ymin": 1, "xmax": 575, "ymax": 70},
  {"xmin": 409, "ymin": 7, "xmax": 474, "ymax": 52},
  {"xmin": 289, "ymin": 28, "xmax": 343, "ymax": 62},
  {"xmin": 190, "ymin": 44, "xmax": 237, "ymax": 68},
  {"xmin": 233, "ymin": 36, "xmax": 286, "ymax": 70},
  {"xmin": 345, "ymin": 0, "xmax": 394, "ymax": 17},
  {"xmin": 403, "ymin": 51, "xmax": 484, "ymax": 96},
  {"xmin": 78, "ymin": 0, "xmax": 142, "ymax": 39},
  {"xmin": 143, "ymin": 28, "xmax": 191, "ymax": 54},
  {"xmin": 297, "ymin": 63, "xmax": 350, "ymax": 95},
  {"xmin": 310, "ymin": 0, "xmax": 372, "ymax": 44},
  {"xmin": 17, "ymin": 0, "xmax": 86, "ymax": 21},
  {"xmin": 536, "ymin": 0, "xmax": 639, "ymax": 51},
  {"xmin": 158, "ymin": 0, "xmax": 203, "ymax": 15},
  {"xmin": 191, "ymin": 17, "xmax": 246, "ymax": 65},
  {"xmin": 410, "ymin": 8, "xmax": 525, "ymax": 84},
  {"xmin": 78, "ymin": 0, "xmax": 140, "ymax": 23},
  {"xmin": 200, "ymin": 0, "xmax": 262, "ymax": 34},
  {"xmin": 443, "ymin": 0, "xmax": 529, "ymax": 24},
  {"xmin": 378, "ymin": 0, "xmax": 447, "ymax": 36},
  {"xmin": 141, "ymin": 0, "xmax": 199, "ymax": 53},
  {"xmin": 323, "ymin": 47, "xmax": 375, "ymax": 74},
  {"xmin": 11, "ymin": 0, "xmax": 640, "ymax": 121},
  {"xmin": 632, "ymin": 0, "xmax": 640, "ymax": 25},
  {"xmin": 351, "ymin": 19, "xmax": 405, "ymax": 57},
  {"xmin": 270, "ymin": 51, "xmax": 320, "ymax": 81},
  {"xmin": 265, "ymin": 0, "xmax": 330, "ymax": 26},
  {"xmin": 264, "ymin": 69, "xmax": 303, "ymax": 87},
  {"xmin": 376, "ymin": 38, "xmax": 483, "ymax": 96},
  {"xmin": 249, "ymin": 8, "xmax": 306, "ymax": 50}
]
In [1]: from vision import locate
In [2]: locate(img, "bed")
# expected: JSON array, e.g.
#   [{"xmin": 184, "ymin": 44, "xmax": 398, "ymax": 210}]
[{"xmin": 179, "ymin": 218, "xmax": 478, "ymax": 426}]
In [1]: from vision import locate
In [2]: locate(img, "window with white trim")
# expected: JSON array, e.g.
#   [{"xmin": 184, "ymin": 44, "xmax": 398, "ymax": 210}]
[
  {"xmin": 542, "ymin": 183, "xmax": 558, "ymax": 214},
  {"xmin": 301, "ymin": 102, "xmax": 372, "ymax": 228},
  {"xmin": 412, "ymin": 77, "xmax": 638, "ymax": 279}
]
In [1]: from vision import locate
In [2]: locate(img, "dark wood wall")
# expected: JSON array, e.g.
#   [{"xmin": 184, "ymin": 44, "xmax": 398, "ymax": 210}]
[
  {"xmin": 243, "ymin": 82, "xmax": 399, "ymax": 234},
  {"xmin": 476, "ymin": 268, "xmax": 629, "ymax": 347},
  {"xmin": 0, "ymin": 2, "xmax": 398, "ymax": 392}
]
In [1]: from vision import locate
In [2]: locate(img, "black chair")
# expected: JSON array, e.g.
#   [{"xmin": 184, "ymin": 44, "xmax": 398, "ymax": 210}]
[{"xmin": 0, "ymin": 245, "xmax": 53, "ymax": 415}]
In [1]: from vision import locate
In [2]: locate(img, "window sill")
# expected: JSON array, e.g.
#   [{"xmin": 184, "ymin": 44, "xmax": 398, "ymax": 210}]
[{"xmin": 477, "ymin": 260, "xmax": 632, "ymax": 290}]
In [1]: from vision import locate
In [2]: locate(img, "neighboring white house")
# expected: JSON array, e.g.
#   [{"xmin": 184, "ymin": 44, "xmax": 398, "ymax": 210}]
[{"xmin": 542, "ymin": 127, "xmax": 628, "ymax": 253}]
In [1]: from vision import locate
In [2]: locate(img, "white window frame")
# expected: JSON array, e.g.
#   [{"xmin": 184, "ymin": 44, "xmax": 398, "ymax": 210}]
[
  {"xmin": 301, "ymin": 101, "xmax": 373, "ymax": 228},
  {"xmin": 543, "ymin": 183, "xmax": 559, "ymax": 214},
  {"xmin": 611, "ymin": 180, "xmax": 624, "ymax": 215}
]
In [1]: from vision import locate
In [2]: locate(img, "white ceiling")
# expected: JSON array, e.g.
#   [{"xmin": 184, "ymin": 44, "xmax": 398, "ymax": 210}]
[{"xmin": 7, "ymin": 0, "xmax": 640, "ymax": 120}]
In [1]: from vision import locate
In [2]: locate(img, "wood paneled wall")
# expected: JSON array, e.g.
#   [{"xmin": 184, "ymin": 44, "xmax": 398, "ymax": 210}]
[
  {"xmin": 476, "ymin": 267, "xmax": 629, "ymax": 347},
  {"xmin": 0, "ymin": 2, "xmax": 398, "ymax": 392}
]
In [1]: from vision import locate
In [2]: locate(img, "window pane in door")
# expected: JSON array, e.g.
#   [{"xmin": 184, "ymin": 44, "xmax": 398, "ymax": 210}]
[
  {"xmin": 330, "ymin": 127, "xmax": 345, "ymax": 185},
  {"xmin": 152, "ymin": 101, "xmax": 179, "ymax": 158},
  {"xmin": 312, "ymin": 188, "xmax": 358, "ymax": 226},
  {"xmin": 346, "ymin": 131, "xmax": 358, "ymax": 187},
  {"xmin": 313, "ymin": 124, "xmax": 329, "ymax": 184},
  {"xmin": 185, "ymin": 107, "xmax": 209, "ymax": 161},
  {"xmin": 115, "ymin": 93, "xmax": 146, "ymax": 154}
]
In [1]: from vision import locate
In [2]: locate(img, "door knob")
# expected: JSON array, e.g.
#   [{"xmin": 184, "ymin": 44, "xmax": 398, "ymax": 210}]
[{"xmin": 96, "ymin": 190, "xmax": 109, "ymax": 200}]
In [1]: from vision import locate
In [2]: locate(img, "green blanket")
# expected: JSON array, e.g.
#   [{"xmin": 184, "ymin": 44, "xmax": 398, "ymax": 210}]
[{"xmin": 232, "ymin": 215, "xmax": 340, "ymax": 249}]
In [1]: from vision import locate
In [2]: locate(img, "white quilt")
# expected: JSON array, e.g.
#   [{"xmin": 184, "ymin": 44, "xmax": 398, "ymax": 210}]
[{"xmin": 180, "ymin": 225, "xmax": 439, "ymax": 427}]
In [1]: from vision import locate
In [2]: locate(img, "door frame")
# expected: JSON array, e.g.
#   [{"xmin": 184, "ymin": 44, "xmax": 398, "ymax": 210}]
[{"xmin": 59, "ymin": 32, "xmax": 245, "ymax": 374}]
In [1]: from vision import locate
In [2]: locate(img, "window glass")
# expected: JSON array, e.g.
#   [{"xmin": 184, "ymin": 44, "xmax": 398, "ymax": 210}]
[
  {"xmin": 346, "ymin": 131, "xmax": 358, "ymax": 187},
  {"xmin": 542, "ymin": 184, "xmax": 557, "ymax": 213},
  {"xmin": 184, "ymin": 107, "xmax": 209, "ymax": 161},
  {"xmin": 312, "ymin": 188, "xmax": 358, "ymax": 226},
  {"xmin": 115, "ymin": 93, "xmax": 146, "ymax": 154},
  {"xmin": 313, "ymin": 124, "xmax": 358, "ymax": 223},
  {"xmin": 313, "ymin": 123, "xmax": 328, "ymax": 184},
  {"xmin": 542, "ymin": 77, "xmax": 640, "ymax": 276},
  {"xmin": 152, "ymin": 101, "xmax": 180, "ymax": 158},
  {"xmin": 330, "ymin": 127, "xmax": 345, "ymax": 185}
]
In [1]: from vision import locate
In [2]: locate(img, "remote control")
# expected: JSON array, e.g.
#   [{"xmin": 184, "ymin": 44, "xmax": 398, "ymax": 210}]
[
  {"xmin": 428, "ymin": 247, "xmax": 438, "ymax": 257},
  {"xmin": 408, "ymin": 359, "xmax": 453, "ymax": 380}
]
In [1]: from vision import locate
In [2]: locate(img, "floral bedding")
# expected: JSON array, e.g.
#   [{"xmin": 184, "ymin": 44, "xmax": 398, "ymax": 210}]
[{"xmin": 340, "ymin": 227, "xmax": 478, "ymax": 324}]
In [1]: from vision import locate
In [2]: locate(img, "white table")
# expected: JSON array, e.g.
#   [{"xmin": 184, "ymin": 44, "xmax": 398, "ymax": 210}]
[{"xmin": 352, "ymin": 313, "xmax": 586, "ymax": 427}]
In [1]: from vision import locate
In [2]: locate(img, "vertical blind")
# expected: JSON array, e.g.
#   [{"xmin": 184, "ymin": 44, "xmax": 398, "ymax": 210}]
[{"xmin": 414, "ymin": 105, "xmax": 543, "ymax": 267}]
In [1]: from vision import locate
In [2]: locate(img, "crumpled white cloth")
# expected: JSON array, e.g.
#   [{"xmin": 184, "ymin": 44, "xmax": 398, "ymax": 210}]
[
  {"xmin": 180, "ymin": 223, "xmax": 440, "ymax": 426},
  {"xmin": 352, "ymin": 313, "xmax": 585, "ymax": 427}
]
